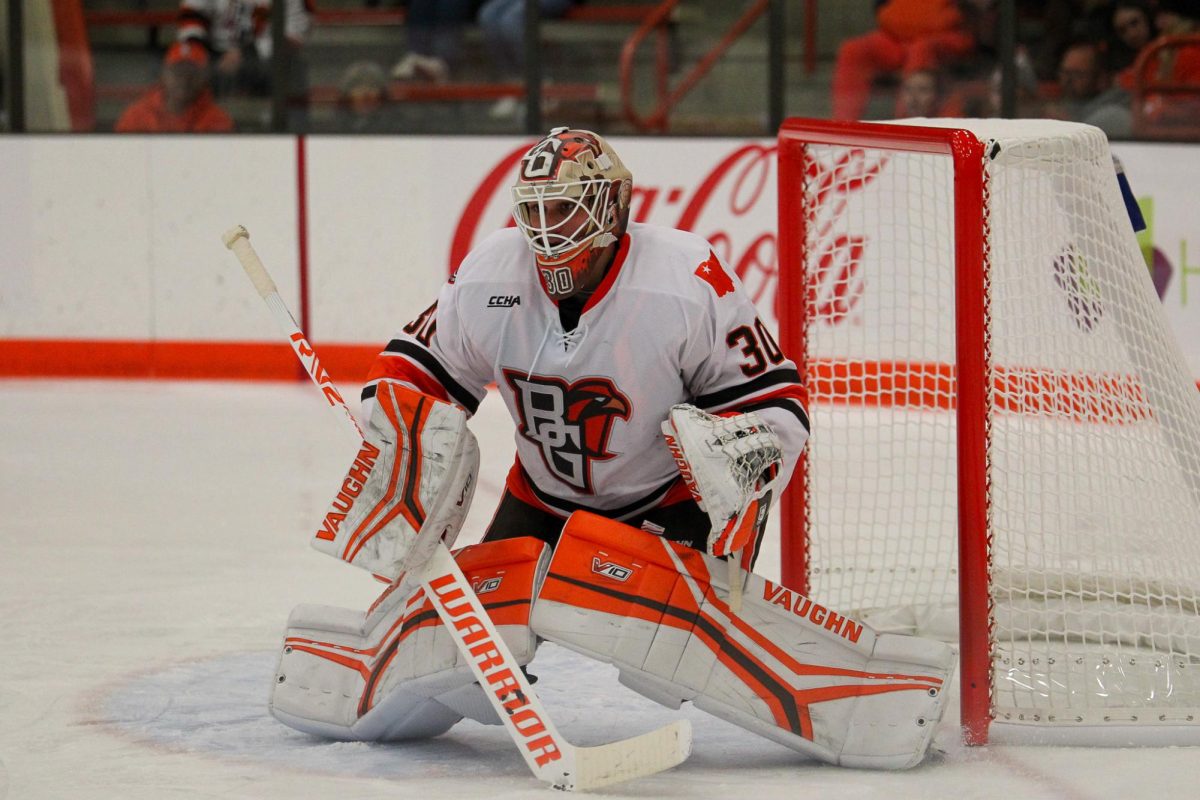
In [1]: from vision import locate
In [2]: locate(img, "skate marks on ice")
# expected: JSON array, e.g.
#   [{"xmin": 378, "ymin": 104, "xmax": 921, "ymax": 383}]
[{"xmin": 93, "ymin": 643, "xmax": 807, "ymax": 784}]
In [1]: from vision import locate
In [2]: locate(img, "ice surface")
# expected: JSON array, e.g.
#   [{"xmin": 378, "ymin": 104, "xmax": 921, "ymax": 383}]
[{"xmin": 1, "ymin": 380, "xmax": 1197, "ymax": 799}]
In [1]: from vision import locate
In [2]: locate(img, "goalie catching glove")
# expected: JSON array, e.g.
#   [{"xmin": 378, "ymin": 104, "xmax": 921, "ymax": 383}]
[
  {"xmin": 312, "ymin": 381, "xmax": 480, "ymax": 580},
  {"xmin": 662, "ymin": 404, "xmax": 783, "ymax": 558}
]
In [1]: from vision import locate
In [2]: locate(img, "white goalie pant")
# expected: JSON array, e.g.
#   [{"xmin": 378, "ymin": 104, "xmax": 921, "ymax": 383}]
[
  {"xmin": 271, "ymin": 537, "xmax": 550, "ymax": 741},
  {"xmin": 531, "ymin": 512, "xmax": 956, "ymax": 769}
]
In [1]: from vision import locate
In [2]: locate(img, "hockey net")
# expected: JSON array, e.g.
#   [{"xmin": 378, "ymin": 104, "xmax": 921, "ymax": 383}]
[{"xmin": 777, "ymin": 118, "xmax": 1200, "ymax": 745}]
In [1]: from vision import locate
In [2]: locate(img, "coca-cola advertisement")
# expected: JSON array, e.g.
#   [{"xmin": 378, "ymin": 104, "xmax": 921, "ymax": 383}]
[
  {"xmin": 2, "ymin": 135, "xmax": 1197, "ymax": 380},
  {"xmin": 305, "ymin": 136, "xmax": 787, "ymax": 342}
]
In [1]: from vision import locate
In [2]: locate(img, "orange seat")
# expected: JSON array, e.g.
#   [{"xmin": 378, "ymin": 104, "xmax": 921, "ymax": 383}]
[{"xmin": 1132, "ymin": 33, "xmax": 1200, "ymax": 140}]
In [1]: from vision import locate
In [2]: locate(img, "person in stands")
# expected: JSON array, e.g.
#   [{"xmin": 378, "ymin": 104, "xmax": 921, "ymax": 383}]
[
  {"xmin": 334, "ymin": 60, "xmax": 400, "ymax": 133},
  {"xmin": 1146, "ymin": 0, "xmax": 1200, "ymax": 84},
  {"xmin": 115, "ymin": 42, "xmax": 234, "ymax": 133},
  {"xmin": 897, "ymin": 69, "xmax": 949, "ymax": 116},
  {"xmin": 1107, "ymin": 1, "xmax": 1157, "ymax": 91},
  {"xmin": 830, "ymin": 0, "xmax": 980, "ymax": 120},
  {"xmin": 477, "ymin": 0, "xmax": 586, "ymax": 118},
  {"xmin": 1136, "ymin": 0, "xmax": 1200, "ymax": 130},
  {"xmin": 1043, "ymin": 40, "xmax": 1132, "ymax": 138},
  {"xmin": 390, "ymin": 0, "xmax": 476, "ymax": 83},
  {"xmin": 176, "ymin": 0, "xmax": 311, "ymax": 98}
]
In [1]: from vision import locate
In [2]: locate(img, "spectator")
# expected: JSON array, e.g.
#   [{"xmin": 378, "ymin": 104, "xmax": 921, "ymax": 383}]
[
  {"xmin": 940, "ymin": 44, "xmax": 1040, "ymax": 117},
  {"xmin": 1044, "ymin": 40, "xmax": 1131, "ymax": 137},
  {"xmin": 898, "ymin": 69, "xmax": 947, "ymax": 116},
  {"xmin": 831, "ymin": 0, "xmax": 979, "ymax": 121},
  {"xmin": 1108, "ymin": 1, "xmax": 1156, "ymax": 89},
  {"xmin": 985, "ymin": 46, "xmax": 1042, "ymax": 116},
  {"xmin": 477, "ymin": 0, "xmax": 585, "ymax": 118},
  {"xmin": 177, "ymin": 0, "xmax": 311, "ymax": 98},
  {"xmin": 334, "ymin": 60, "xmax": 398, "ymax": 133},
  {"xmin": 1019, "ymin": 0, "xmax": 1111, "ymax": 82},
  {"xmin": 390, "ymin": 0, "xmax": 476, "ymax": 83},
  {"xmin": 1148, "ymin": 0, "xmax": 1200, "ymax": 82},
  {"xmin": 115, "ymin": 42, "xmax": 234, "ymax": 133},
  {"xmin": 1137, "ymin": 0, "xmax": 1200, "ymax": 129},
  {"xmin": 1155, "ymin": 0, "xmax": 1200, "ymax": 37}
]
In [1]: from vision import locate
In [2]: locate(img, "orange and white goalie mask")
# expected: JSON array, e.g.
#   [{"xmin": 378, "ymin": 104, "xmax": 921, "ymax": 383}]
[{"xmin": 511, "ymin": 127, "xmax": 633, "ymax": 300}]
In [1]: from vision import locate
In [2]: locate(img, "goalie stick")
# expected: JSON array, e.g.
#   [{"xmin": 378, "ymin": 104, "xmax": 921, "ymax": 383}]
[{"xmin": 222, "ymin": 225, "xmax": 692, "ymax": 791}]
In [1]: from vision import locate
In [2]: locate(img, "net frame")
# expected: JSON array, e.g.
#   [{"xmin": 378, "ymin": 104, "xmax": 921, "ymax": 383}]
[{"xmin": 775, "ymin": 117, "xmax": 1200, "ymax": 746}]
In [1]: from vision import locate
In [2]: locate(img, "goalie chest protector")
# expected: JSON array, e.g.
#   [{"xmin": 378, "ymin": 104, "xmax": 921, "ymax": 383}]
[{"xmin": 382, "ymin": 222, "xmax": 802, "ymax": 517}]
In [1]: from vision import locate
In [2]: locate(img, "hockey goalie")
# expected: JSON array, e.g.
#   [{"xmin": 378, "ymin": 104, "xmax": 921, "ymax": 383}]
[{"xmin": 269, "ymin": 127, "xmax": 955, "ymax": 771}]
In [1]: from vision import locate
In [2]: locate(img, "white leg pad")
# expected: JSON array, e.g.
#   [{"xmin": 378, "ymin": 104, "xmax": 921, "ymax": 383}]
[
  {"xmin": 532, "ymin": 512, "xmax": 956, "ymax": 769},
  {"xmin": 271, "ymin": 537, "xmax": 549, "ymax": 741}
]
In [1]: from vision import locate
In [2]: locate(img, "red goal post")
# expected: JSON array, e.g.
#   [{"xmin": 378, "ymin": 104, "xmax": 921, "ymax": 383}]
[{"xmin": 776, "ymin": 118, "xmax": 1200, "ymax": 746}]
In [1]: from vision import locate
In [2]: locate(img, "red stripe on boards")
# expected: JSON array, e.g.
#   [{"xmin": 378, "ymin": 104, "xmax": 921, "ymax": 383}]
[{"xmin": 0, "ymin": 339, "xmax": 380, "ymax": 383}]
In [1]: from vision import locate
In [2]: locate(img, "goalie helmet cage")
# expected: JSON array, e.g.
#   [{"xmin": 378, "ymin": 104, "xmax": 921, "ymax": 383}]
[{"xmin": 776, "ymin": 117, "xmax": 1200, "ymax": 747}]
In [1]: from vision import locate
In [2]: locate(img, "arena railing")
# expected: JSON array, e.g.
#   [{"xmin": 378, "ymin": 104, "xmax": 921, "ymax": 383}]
[{"xmin": 82, "ymin": 1, "xmax": 675, "ymax": 131}]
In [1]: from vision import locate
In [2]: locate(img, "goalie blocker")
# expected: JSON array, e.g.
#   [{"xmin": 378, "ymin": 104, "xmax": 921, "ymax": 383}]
[{"xmin": 313, "ymin": 380, "xmax": 480, "ymax": 581}]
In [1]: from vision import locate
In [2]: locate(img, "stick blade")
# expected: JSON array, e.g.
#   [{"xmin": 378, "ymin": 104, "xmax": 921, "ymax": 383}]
[{"xmin": 570, "ymin": 719, "xmax": 692, "ymax": 791}]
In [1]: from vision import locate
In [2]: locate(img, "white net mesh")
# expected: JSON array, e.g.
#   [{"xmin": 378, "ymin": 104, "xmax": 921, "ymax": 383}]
[{"xmin": 787, "ymin": 119, "xmax": 1200, "ymax": 736}]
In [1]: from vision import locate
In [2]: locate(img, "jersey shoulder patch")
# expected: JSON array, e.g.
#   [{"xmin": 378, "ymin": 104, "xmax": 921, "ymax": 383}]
[
  {"xmin": 625, "ymin": 223, "xmax": 735, "ymax": 301},
  {"xmin": 691, "ymin": 250, "xmax": 736, "ymax": 298}
]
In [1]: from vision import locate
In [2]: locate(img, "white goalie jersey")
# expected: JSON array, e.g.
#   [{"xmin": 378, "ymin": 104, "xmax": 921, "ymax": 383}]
[
  {"xmin": 177, "ymin": 0, "xmax": 311, "ymax": 56},
  {"xmin": 364, "ymin": 221, "xmax": 809, "ymax": 522}
]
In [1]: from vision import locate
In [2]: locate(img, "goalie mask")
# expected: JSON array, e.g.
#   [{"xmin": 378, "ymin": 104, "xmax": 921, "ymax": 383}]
[{"xmin": 512, "ymin": 127, "xmax": 633, "ymax": 300}]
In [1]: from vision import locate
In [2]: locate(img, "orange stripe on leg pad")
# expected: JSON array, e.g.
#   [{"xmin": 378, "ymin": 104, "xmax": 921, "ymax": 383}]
[
  {"xmin": 274, "ymin": 536, "xmax": 549, "ymax": 733},
  {"xmin": 453, "ymin": 537, "xmax": 549, "ymax": 627},
  {"xmin": 531, "ymin": 512, "xmax": 955, "ymax": 765},
  {"xmin": 538, "ymin": 512, "xmax": 699, "ymax": 622}
]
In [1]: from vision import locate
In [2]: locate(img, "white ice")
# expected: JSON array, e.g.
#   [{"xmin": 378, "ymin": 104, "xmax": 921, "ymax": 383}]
[{"xmin": 2, "ymin": 379, "xmax": 1198, "ymax": 799}]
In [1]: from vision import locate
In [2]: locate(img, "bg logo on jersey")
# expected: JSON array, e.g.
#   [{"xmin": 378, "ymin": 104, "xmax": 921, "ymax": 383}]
[{"xmin": 503, "ymin": 370, "xmax": 631, "ymax": 493}]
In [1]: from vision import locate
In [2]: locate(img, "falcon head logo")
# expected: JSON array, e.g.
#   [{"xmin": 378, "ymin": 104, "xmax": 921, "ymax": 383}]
[
  {"xmin": 564, "ymin": 378, "xmax": 632, "ymax": 458},
  {"xmin": 503, "ymin": 371, "xmax": 632, "ymax": 493}
]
